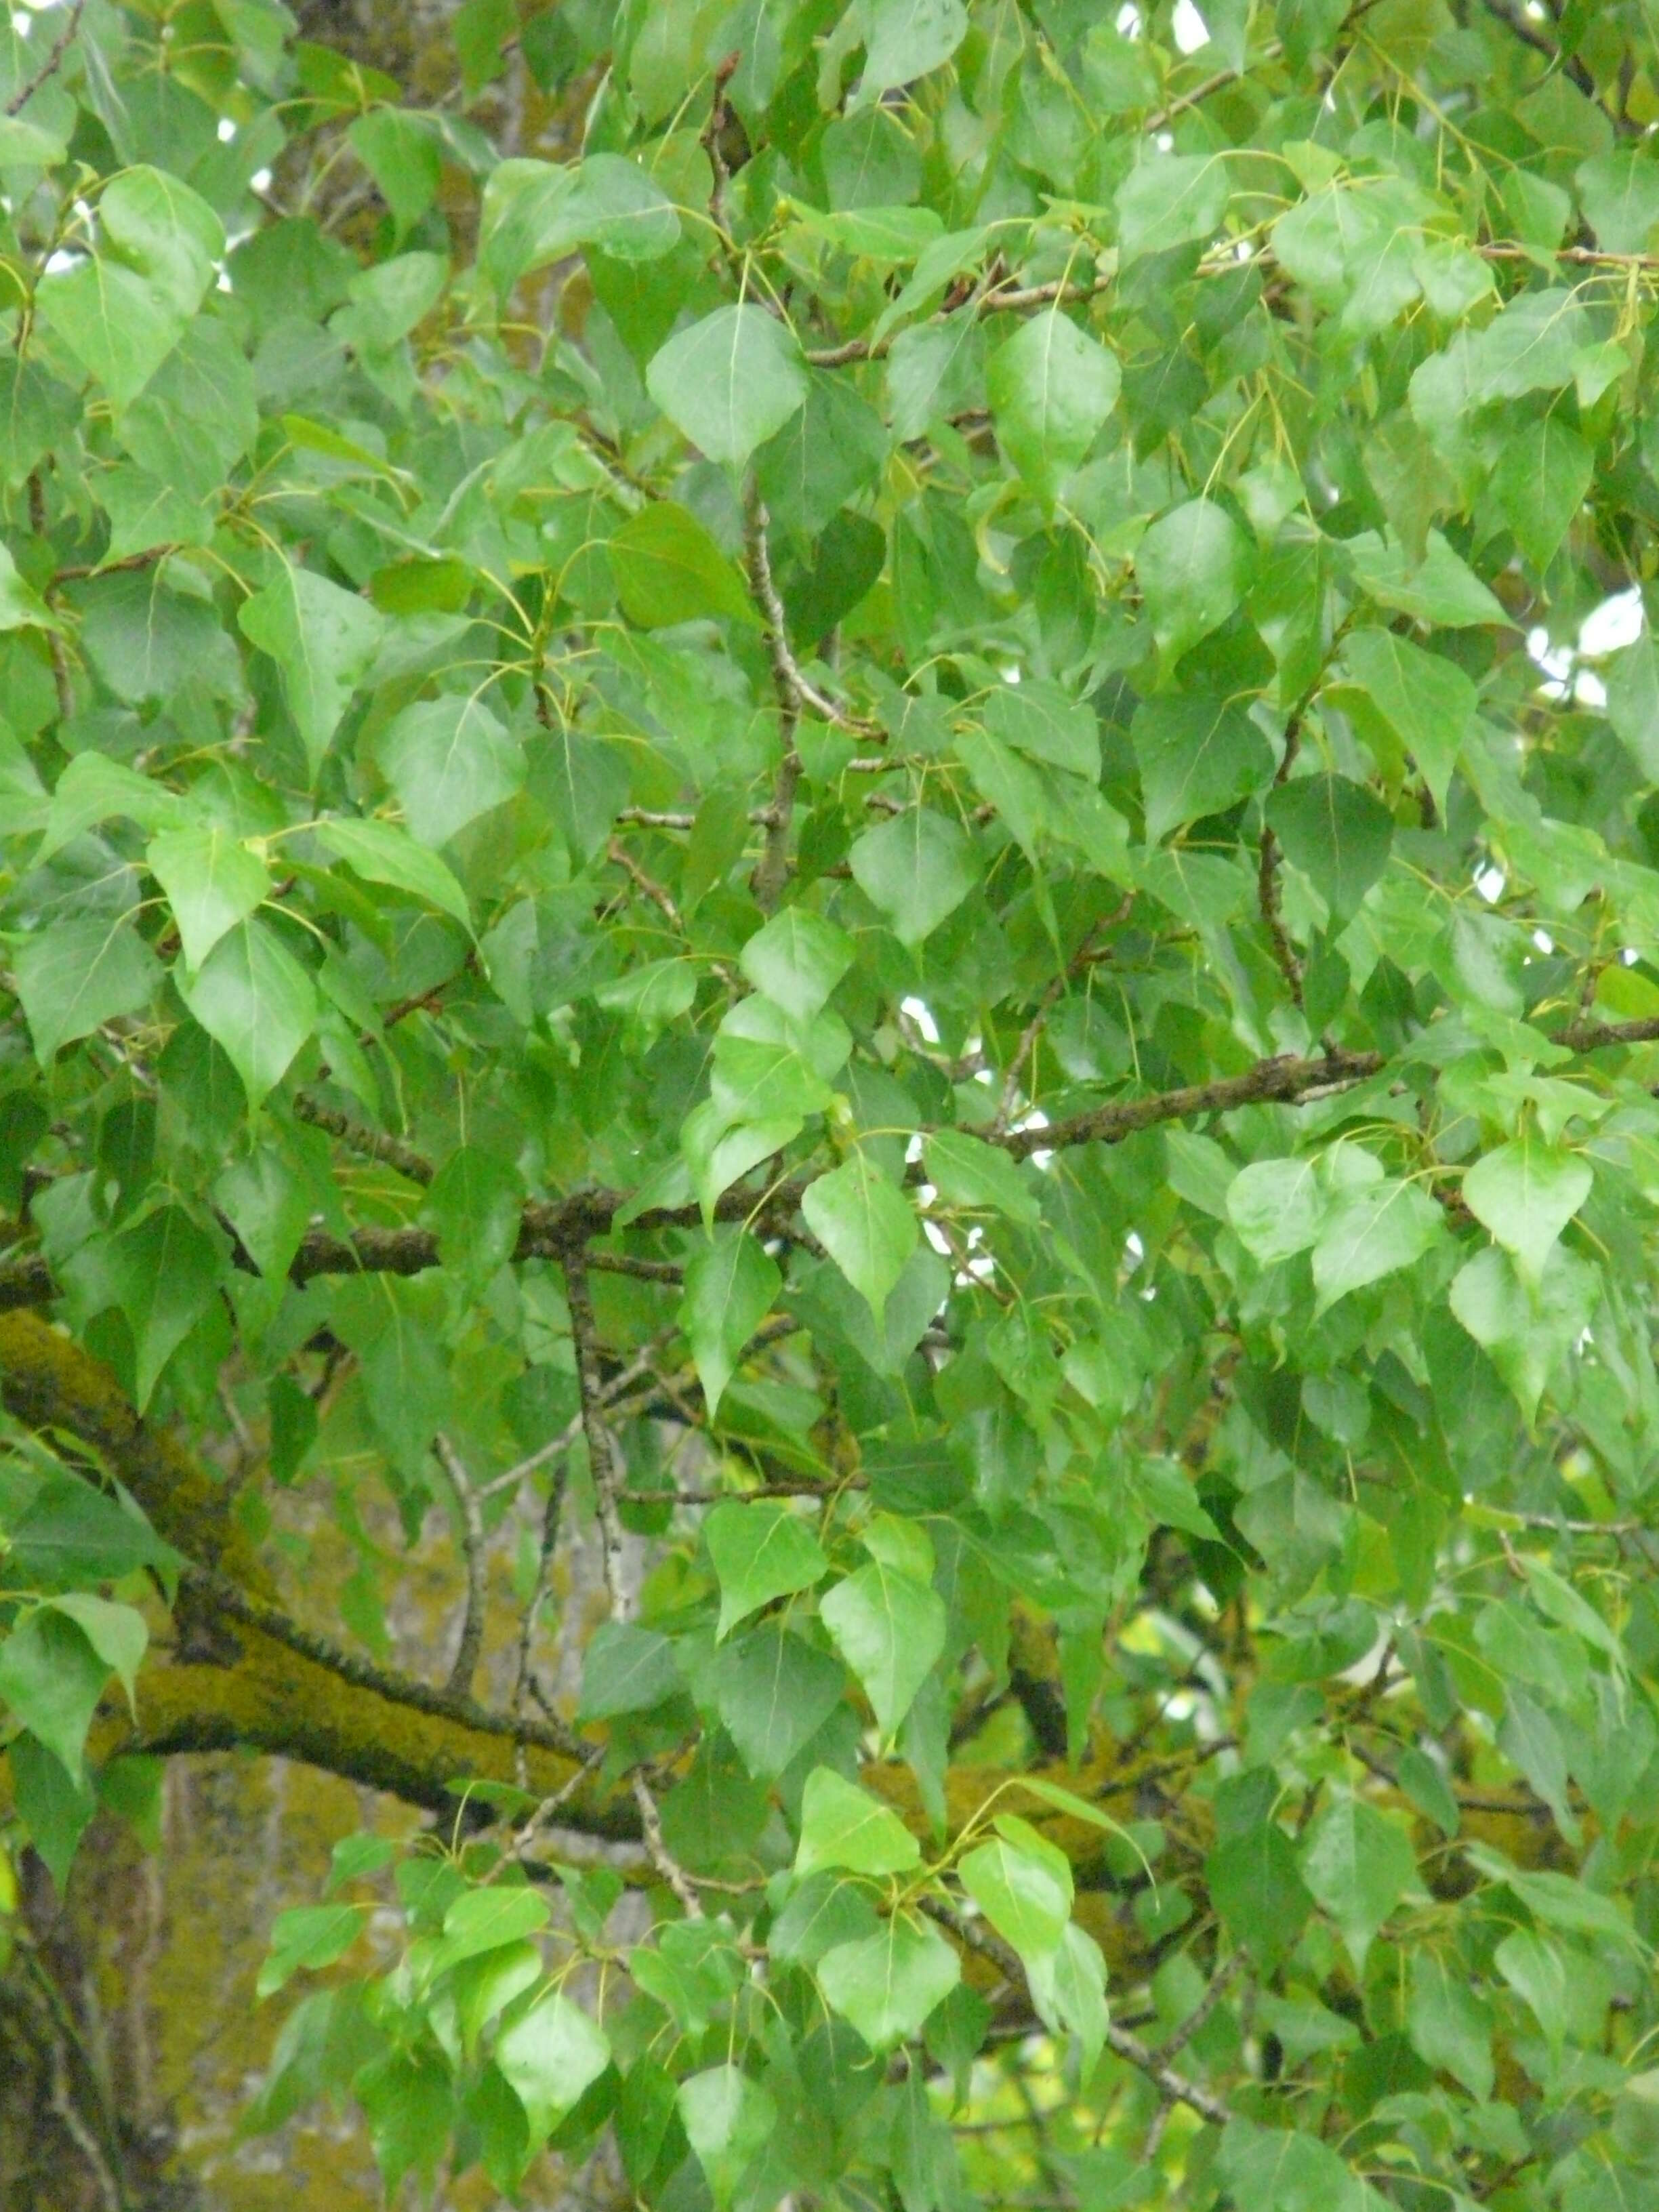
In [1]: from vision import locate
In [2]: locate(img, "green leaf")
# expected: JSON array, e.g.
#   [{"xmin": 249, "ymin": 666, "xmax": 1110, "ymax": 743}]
[
  {"xmin": 5, "ymin": 1475, "xmax": 177, "ymax": 1588},
  {"xmin": 987, "ymin": 311, "xmax": 1120, "ymax": 499},
  {"xmin": 924, "ymin": 1128, "xmax": 1041, "ymax": 1227},
  {"xmin": 1298, "ymin": 1796, "xmax": 1416, "ymax": 1969},
  {"xmin": 802, "ymin": 1153, "xmax": 918, "ymax": 1324},
  {"xmin": 1227, "ymin": 1158, "xmax": 1328, "ymax": 1264},
  {"xmin": 1116, "ymin": 153, "xmax": 1232, "ymax": 263},
  {"xmin": 373, "ymin": 694, "xmax": 525, "ymax": 846},
  {"xmin": 677, "ymin": 2065, "xmax": 777, "ymax": 2211},
  {"xmin": 358, "ymin": 2051, "xmax": 454, "ymax": 2195},
  {"xmin": 1136, "ymin": 499, "xmax": 1254, "ymax": 666},
  {"xmin": 645, "ymin": 306, "xmax": 808, "ymax": 468},
  {"xmin": 609, "ymin": 501, "xmax": 756, "ymax": 629},
  {"xmin": 756, "ymin": 371, "xmax": 889, "ymax": 538},
  {"xmin": 1462, "ymin": 1136, "xmax": 1592, "ymax": 1288},
  {"xmin": 577, "ymin": 1622, "xmax": 680, "ymax": 1719},
  {"xmin": 1408, "ymin": 1950, "xmax": 1494, "ymax": 2101},
  {"xmin": 1311, "ymin": 1177, "xmax": 1443, "ymax": 1313},
  {"xmin": 14, "ymin": 914, "xmax": 161, "ymax": 1064},
  {"xmin": 1214, "ymin": 2116, "xmax": 1377, "ymax": 2212},
  {"xmin": 1025, "ymin": 1921, "xmax": 1108, "ymax": 2074},
  {"xmin": 712, "ymin": 1626, "xmax": 847, "ymax": 1778},
  {"xmin": 1493, "ymin": 1926, "xmax": 1568, "ymax": 2057},
  {"xmin": 37, "ymin": 752, "xmax": 186, "ymax": 861},
  {"xmin": 1343, "ymin": 530, "xmax": 1510, "ymax": 630},
  {"xmin": 704, "ymin": 1496, "xmax": 827, "ymax": 1639},
  {"xmin": 39, "ymin": 260, "xmax": 172, "ymax": 413},
  {"xmin": 981, "ymin": 679, "xmax": 1100, "ymax": 779},
  {"xmin": 853, "ymin": 0, "xmax": 968, "ymax": 107},
  {"xmin": 817, "ymin": 1910, "xmax": 961, "ymax": 2049},
  {"xmin": 483, "ymin": 153, "xmax": 680, "ymax": 291},
  {"xmin": 146, "ymin": 823, "xmax": 270, "ymax": 970},
  {"xmin": 255, "ymin": 1902, "xmax": 369, "ymax": 1999},
  {"xmin": 237, "ymin": 564, "xmax": 385, "ymax": 781},
  {"xmin": 1334, "ymin": 629, "xmax": 1475, "ymax": 819},
  {"xmin": 1576, "ymin": 146, "xmax": 1659, "ymax": 255},
  {"xmin": 98, "ymin": 167, "xmax": 226, "ymax": 319},
  {"xmin": 424, "ymin": 1144, "xmax": 524, "ymax": 1285},
  {"xmin": 680, "ymin": 1236, "xmax": 783, "ymax": 1420},
  {"xmin": 313, "ymin": 818, "xmax": 472, "ymax": 928},
  {"xmin": 495, "ymin": 1991, "xmax": 611, "ymax": 2144},
  {"xmin": 10, "ymin": 1734, "xmax": 97, "ymax": 1893},
  {"xmin": 787, "ymin": 203, "xmax": 943, "ymax": 262},
  {"xmin": 820, "ymin": 1558, "xmax": 945, "ymax": 1736},
  {"xmin": 347, "ymin": 109, "xmax": 441, "ymax": 238},
  {"xmin": 1266, "ymin": 773, "xmax": 1394, "ymax": 922},
  {"xmin": 958, "ymin": 1833, "xmax": 1071, "ymax": 1961},
  {"xmin": 1206, "ymin": 1822, "xmax": 1312, "ymax": 1966},
  {"xmin": 739, "ymin": 907, "xmax": 856, "ymax": 1023},
  {"xmin": 178, "ymin": 920, "xmax": 316, "ymax": 1109},
  {"xmin": 424, "ymin": 1887, "xmax": 552, "ymax": 1982},
  {"xmin": 794, "ymin": 1766, "xmax": 922, "ymax": 1877},
  {"xmin": 1491, "ymin": 415, "xmax": 1593, "ymax": 574},
  {"xmin": 0, "ymin": 541, "xmax": 58, "ymax": 632},
  {"xmin": 1133, "ymin": 690, "xmax": 1274, "ymax": 843},
  {"xmin": 1607, "ymin": 630, "xmax": 1659, "ymax": 778},
  {"xmin": 106, "ymin": 1204, "xmax": 224, "ymax": 1410},
  {"xmin": 850, "ymin": 807, "xmax": 980, "ymax": 945},
  {"xmin": 0, "ymin": 1608, "xmax": 117, "ymax": 1785}
]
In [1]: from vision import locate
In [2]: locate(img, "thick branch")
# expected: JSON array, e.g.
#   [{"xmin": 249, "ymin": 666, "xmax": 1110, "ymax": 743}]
[
  {"xmin": 291, "ymin": 1095, "xmax": 434, "ymax": 1186},
  {"xmin": 111, "ymin": 1610, "xmax": 628, "ymax": 1828}
]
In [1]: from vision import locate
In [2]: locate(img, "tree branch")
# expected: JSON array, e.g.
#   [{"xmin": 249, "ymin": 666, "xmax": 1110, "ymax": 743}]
[
  {"xmin": 291, "ymin": 1095, "xmax": 435, "ymax": 1186},
  {"xmin": 5, "ymin": 0, "xmax": 85, "ymax": 117},
  {"xmin": 922, "ymin": 1901, "xmax": 1231, "ymax": 2129},
  {"xmin": 433, "ymin": 1435, "xmax": 487, "ymax": 1698},
  {"xmin": 1258, "ymin": 713, "xmax": 1305, "ymax": 1006},
  {"xmin": 746, "ymin": 491, "xmax": 807, "ymax": 914},
  {"xmin": 7, "ymin": 1016, "xmax": 1659, "ymax": 1313},
  {"xmin": 561, "ymin": 1240, "xmax": 632, "ymax": 1619}
]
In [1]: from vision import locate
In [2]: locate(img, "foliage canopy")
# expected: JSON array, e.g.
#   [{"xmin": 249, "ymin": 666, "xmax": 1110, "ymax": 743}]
[{"xmin": 5, "ymin": 0, "xmax": 1659, "ymax": 2206}]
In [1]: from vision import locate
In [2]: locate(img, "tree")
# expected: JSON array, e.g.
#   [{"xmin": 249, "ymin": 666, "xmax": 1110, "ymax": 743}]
[{"xmin": 3, "ymin": 0, "xmax": 1659, "ymax": 2203}]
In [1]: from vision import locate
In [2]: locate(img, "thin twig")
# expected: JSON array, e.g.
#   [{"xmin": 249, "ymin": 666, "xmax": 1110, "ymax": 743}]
[
  {"xmin": 746, "ymin": 491, "xmax": 807, "ymax": 912},
  {"xmin": 923, "ymin": 1902, "xmax": 1231, "ymax": 2129},
  {"xmin": 606, "ymin": 837, "xmax": 686, "ymax": 937},
  {"xmin": 28, "ymin": 474, "xmax": 74, "ymax": 724},
  {"xmin": 562, "ymin": 1241, "xmax": 632, "ymax": 1618},
  {"xmin": 1258, "ymin": 712, "xmax": 1305, "ymax": 1006},
  {"xmin": 699, "ymin": 49, "xmax": 741, "ymax": 239},
  {"xmin": 587, "ymin": 1250, "xmax": 684, "ymax": 1284},
  {"xmin": 434, "ymin": 1434, "xmax": 487, "ymax": 1697},
  {"xmin": 6, "ymin": 0, "xmax": 85, "ymax": 117},
  {"xmin": 632, "ymin": 1770, "xmax": 703, "ymax": 1918},
  {"xmin": 1151, "ymin": 1948, "xmax": 1245, "ymax": 2065},
  {"xmin": 512, "ymin": 1742, "xmax": 607, "ymax": 1858}
]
